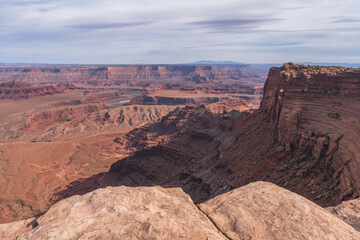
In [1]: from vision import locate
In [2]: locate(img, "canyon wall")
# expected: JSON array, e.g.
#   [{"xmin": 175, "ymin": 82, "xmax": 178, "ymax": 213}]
[
  {"xmin": 0, "ymin": 65, "xmax": 216, "ymax": 84},
  {"xmin": 260, "ymin": 63, "xmax": 360, "ymax": 204}
]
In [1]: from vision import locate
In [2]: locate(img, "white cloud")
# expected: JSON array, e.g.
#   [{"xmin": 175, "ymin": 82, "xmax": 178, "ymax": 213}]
[{"xmin": 0, "ymin": 0, "xmax": 359, "ymax": 63}]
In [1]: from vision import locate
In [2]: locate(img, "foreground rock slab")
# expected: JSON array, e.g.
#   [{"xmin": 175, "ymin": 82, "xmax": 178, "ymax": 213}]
[
  {"xmin": 1, "ymin": 186, "xmax": 226, "ymax": 240},
  {"xmin": 2, "ymin": 182, "xmax": 359, "ymax": 240},
  {"xmin": 198, "ymin": 181, "xmax": 360, "ymax": 240}
]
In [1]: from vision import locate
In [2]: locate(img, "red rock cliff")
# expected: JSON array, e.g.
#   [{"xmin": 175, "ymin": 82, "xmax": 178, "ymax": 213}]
[{"xmin": 260, "ymin": 63, "xmax": 360, "ymax": 203}]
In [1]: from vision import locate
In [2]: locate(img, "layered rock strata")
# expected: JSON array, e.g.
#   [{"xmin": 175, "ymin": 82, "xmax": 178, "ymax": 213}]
[
  {"xmin": 0, "ymin": 65, "xmax": 257, "ymax": 84},
  {"xmin": 0, "ymin": 80, "xmax": 65, "ymax": 99}
]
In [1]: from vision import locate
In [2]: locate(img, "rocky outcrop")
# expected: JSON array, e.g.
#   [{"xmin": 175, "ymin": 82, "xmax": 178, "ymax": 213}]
[
  {"xmin": 0, "ymin": 80, "xmax": 32, "ymax": 88},
  {"xmin": 198, "ymin": 181, "xmax": 360, "ymax": 240},
  {"xmin": 0, "ymin": 104, "xmax": 176, "ymax": 141},
  {"xmin": 130, "ymin": 94, "xmax": 221, "ymax": 106},
  {"xmin": 1, "ymin": 182, "xmax": 359, "ymax": 240},
  {"xmin": 115, "ymin": 106, "xmax": 226, "ymax": 152},
  {"xmin": 131, "ymin": 95, "xmax": 255, "ymax": 112},
  {"xmin": 163, "ymin": 85, "xmax": 264, "ymax": 106},
  {"xmin": 0, "ymin": 186, "xmax": 227, "ymax": 240},
  {"xmin": 0, "ymin": 80, "xmax": 64, "ymax": 100},
  {"xmin": 206, "ymin": 97, "xmax": 254, "ymax": 114},
  {"xmin": 327, "ymin": 198, "xmax": 360, "ymax": 231}
]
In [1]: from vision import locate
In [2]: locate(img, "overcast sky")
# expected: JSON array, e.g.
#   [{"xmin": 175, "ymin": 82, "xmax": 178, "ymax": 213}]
[{"xmin": 0, "ymin": 0, "xmax": 359, "ymax": 64}]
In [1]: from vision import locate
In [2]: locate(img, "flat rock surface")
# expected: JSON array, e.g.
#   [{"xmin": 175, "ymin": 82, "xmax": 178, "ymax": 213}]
[
  {"xmin": 1, "ymin": 186, "xmax": 226, "ymax": 240},
  {"xmin": 198, "ymin": 181, "xmax": 360, "ymax": 240}
]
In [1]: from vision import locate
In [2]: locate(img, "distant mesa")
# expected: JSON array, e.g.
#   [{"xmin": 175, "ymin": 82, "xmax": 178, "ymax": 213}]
[{"xmin": 0, "ymin": 64, "xmax": 264, "ymax": 85}]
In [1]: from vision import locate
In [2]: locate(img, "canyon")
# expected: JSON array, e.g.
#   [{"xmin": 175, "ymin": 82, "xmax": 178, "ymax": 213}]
[
  {"xmin": 0, "ymin": 64, "xmax": 261, "ymax": 224},
  {"xmin": 0, "ymin": 63, "xmax": 359, "ymax": 239},
  {"xmin": 55, "ymin": 63, "xmax": 360, "ymax": 208}
]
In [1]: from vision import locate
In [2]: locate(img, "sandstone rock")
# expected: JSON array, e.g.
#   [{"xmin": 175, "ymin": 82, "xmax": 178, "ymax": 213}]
[
  {"xmin": 0, "ymin": 218, "xmax": 36, "ymax": 240},
  {"xmin": 3, "ymin": 104, "xmax": 176, "ymax": 142},
  {"xmin": 260, "ymin": 63, "xmax": 360, "ymax": 205},
  {"xmin": 327, "ymin": 198, "xmax": 360, "ymax": 231},
  {"xmin": 0, "ymin": 80, "xmax": 31, "ymax": 88},
  {"xmin": 206, "ymin": 97, "xmax": 254, "ymax": 114},
  {"xmin": 198, "ymin": 181, "xmax": 360, "ymax": 240},
  {"xmin": 2, "ymin": 183, "xmax": 359, "ymax": 240},
  {"xmin": 1, "ymin": 186, "xmax": 226, "ymax": 240},
  {"xmin": 0, "ymin": 80, "xmax": 64, "ymax": 100}
]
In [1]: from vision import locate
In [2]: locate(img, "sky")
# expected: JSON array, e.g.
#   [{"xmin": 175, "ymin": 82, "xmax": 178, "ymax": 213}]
[{"xmin": 0, "ymin": 0, "xmax": 360, "ymax": 64}]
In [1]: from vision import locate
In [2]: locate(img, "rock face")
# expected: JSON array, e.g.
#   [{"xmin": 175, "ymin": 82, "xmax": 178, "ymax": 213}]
[
  {"xmin": 0, "ymin": 80, "xmax": 64, "ymax": 99},
  {"xmin": 0, "ymin": 186, "xmax": 227, "ymax": 240},
  {"xmin": 327, "ymin": 198, "xmax": 360, "ymax": 231},
  {"xmin": 1, "ymin": 182, "xmax": 359, "ymax": 240},
  {"xmin": 260, "ymin": 63, "xmax": 360, "ymax": 205},
  {"xmin": 198, "ymin": 181, "xmax": 360, "ymax": 240}
]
